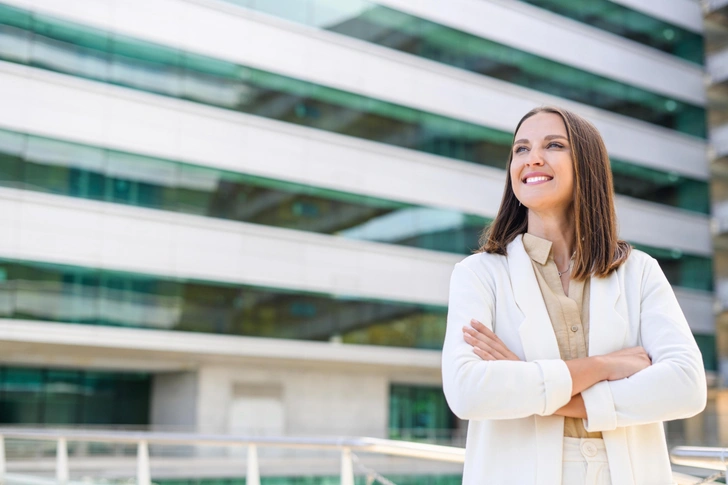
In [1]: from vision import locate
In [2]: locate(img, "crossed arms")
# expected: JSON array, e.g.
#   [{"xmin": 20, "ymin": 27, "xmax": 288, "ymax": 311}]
[{"xmin": 441, "ymin": 259, "xmax": 707, "ymax": 432}]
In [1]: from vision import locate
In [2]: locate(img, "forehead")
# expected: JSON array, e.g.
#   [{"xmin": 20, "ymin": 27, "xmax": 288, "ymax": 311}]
[{"xmin": 515, "ymin": 112, "xmax": 567, "ymax": 140}]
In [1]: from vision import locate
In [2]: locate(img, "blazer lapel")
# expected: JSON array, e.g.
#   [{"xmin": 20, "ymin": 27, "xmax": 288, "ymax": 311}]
[
  {"xmin": 588, "ymin": 267, "xmax": 628, "ymax": 356},
  {"xmin": 507, "ymin": 235, "xmax": 565, "ymax": 485},
  {"xmin": 506, "ymin": 235, "xmax": 561, "ymax": 361},
  {"xmin": 589, "ymin": 267, "xmax": 634, "ymax": 485}
]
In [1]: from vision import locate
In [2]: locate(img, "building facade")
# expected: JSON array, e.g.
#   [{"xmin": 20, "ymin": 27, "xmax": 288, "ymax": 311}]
[{"xmin": 0, "ymin": 0, "xmax": 717, "ymax": 480}]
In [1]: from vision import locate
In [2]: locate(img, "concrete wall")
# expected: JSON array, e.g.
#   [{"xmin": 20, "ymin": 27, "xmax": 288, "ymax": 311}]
[
  {"xmin": 194, "ymin": 363, "xmax": 405, "ymax": 437},
  {"xmin": 151, "ymin": 372, "xmax": 198, "ymax": 431}
]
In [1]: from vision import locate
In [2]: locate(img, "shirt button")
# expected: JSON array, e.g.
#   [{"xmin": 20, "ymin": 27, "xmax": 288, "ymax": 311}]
[{"xmin": 570, "ymin": 325, "xmax": 579, "ymax": 332}]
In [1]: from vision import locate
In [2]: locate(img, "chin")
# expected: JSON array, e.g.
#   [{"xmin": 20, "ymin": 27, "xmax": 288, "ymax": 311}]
[{"xmin": 519, "ymin": 197, "xmax": 561, "ymax": 212}]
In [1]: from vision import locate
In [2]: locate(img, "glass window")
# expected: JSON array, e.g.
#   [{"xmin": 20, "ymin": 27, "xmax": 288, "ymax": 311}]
[
  {"xmin": 0, "ymin": 127, "xmax": 712, "ymax": 274},
  {"xmin": 0, "ymin": 259, "xmax": 448, "ymax": 349},
  {"xmin": 0, "ymin": 366, "xmax": 150, "ymax": 425},
  {"xmin": 0, "ymin": 249, "xmax": 711, "ymax": 349},
  {"xmin": 389, "ymin": 384, "xmax": 456, "ymax": 442},
  {"xmin": 611, "ymin": 159, "xmax": 710, "ymax": 215},
  {"xmin": 0, "ymin": 129, "xmax": 25, "ymax": 189},
  {"xmin": 222, "ymin": 0, "xmax": 705, "ymax": 136},
  {"xmin": 520, "ymin": 0, "xmax": 704, "ymax": 64},
  {"xmin": 694, "ymin": 334, "xmax": 717, "ymax": 371},
  {"xmin": 1, "ymin": 128, "xmax": 493, "ymax": 255},
  {"xmin": 0, "ymin": 368, "xmax": 44, "ymax": 424},
  {"xmin": 633, "ymin": 243, "xmax": 714, "ymax": 292},
  {"xmin": 0, "ymin": 1, "xmax": 706, "ymax": 164}
]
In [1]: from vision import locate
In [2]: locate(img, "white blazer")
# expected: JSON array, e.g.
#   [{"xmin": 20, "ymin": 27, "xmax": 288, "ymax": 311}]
[{"xmin": 442, "ymin": 235, "xmax": 707, "ymax": 485}]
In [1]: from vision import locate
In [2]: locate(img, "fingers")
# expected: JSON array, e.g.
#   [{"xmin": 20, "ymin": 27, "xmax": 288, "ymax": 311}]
[
  {"xmin": 468, "ymin": 320, "xmax": 519, "ymax": 360},
  {"xmin": 472, "ymin": 346, "xmax": 496, "ymax": 361},
  {"xmin": 463, "ymin": 319, "xmax": 520, "ymax": 361},
  {"xmin": 463, "ymin": 331, "xmax": 507, "ymax": 360}
]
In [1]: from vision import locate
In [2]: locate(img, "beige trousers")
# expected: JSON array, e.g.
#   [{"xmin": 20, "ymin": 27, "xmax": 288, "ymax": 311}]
[{"xmin": 562, "ymin": 437, "xmax": 612, "ymax": 485}]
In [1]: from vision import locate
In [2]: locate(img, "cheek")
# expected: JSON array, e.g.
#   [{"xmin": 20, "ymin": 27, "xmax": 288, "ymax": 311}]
[{"xmin": 509, "ymin": 161, "xmax": 522, "ymax": 192}]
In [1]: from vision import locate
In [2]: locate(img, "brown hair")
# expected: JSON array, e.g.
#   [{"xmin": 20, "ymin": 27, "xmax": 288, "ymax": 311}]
[{"xmin": 479, "ymin": 106, "xmax": 630, "ymax": 280}]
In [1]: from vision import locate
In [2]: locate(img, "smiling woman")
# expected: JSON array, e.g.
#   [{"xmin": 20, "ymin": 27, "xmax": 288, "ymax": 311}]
[{"xmin": 441, "ymin": 106, "xmax": 707, "ymax": 485}]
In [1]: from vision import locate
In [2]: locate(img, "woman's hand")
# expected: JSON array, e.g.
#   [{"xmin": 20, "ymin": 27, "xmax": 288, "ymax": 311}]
[
  {"xmin": 600, "ymin": 346, "xmax": 652, "ymax": 381},
  {"xmin": 463, "ymin": 319, "xmax": 520, "ymax": 361}
]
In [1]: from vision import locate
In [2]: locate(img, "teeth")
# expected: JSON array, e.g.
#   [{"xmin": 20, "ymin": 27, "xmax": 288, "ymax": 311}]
[{"xmin": 525, "ymin": 176, "xmax": 551, "ymax": 184}]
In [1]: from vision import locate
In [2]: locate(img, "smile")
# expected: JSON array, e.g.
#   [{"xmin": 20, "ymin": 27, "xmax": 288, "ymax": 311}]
[{"xmin": 523, "ymin": 176, "xmax": 553, "ymax": 184}]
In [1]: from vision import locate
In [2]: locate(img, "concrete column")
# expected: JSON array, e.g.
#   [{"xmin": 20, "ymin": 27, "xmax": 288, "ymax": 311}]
[{"xmin": 150, "ymin": 372, "xmax": 198, "ymax": 431}]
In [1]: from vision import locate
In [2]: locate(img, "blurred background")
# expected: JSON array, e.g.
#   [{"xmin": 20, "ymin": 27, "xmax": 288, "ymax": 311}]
[{"xmin": 0, "ymin": 0, "xmax": 724, "ymax": 483}]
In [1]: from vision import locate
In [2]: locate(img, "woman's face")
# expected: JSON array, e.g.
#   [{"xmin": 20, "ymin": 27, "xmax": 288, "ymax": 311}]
[{"xmin": 510, "ymin": 112, "xmax": 574, "ymax": 214}]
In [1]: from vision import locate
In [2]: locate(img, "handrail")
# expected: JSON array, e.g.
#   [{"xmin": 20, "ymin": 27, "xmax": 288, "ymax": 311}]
[
  {"xmin": 0, "ymin": 428, "xmax": 466, "ymax": 485},
  {"xmin": 2, "ymin": 429, "xmax": 721, "ymax": 485},
  {"xmin": 670, "ymin": 446, "xmax": 728, "ymax": 471}
]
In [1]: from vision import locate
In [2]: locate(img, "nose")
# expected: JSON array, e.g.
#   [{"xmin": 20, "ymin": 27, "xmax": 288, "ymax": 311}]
[{"xmin": 525, "ymin": 148, "xmax": 545, "ymax": 167}]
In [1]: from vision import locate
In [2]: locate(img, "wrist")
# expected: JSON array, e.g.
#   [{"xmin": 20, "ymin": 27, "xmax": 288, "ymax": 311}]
[{"xmin": 592, "ymin": 355, "xmax": 610, "ymax": 381}]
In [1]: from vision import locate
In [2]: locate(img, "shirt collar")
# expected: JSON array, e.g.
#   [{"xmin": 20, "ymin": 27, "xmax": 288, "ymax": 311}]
[{"xmin": 522, "ymin": 233, "xmax": 552, "ymax": 266}]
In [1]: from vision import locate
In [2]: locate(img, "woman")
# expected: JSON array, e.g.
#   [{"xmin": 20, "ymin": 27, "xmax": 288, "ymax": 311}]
[{"xmin": 441, "ymin": 106, "xmax": 707, "ymax": 485}]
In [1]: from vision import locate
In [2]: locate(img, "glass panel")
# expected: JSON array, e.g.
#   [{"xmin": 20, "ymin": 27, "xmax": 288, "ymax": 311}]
[
  {"xmin": 0, "ymin": 1, "xmax": 706, "ymax": 164},
  {"xmin": 633, "ymin": 243, "xmax": 714, "ymax": 291},
  {"xmin": 226, "ymin": 0, "xmax": 705, "ymax": 136},
  {"xmin": 0, "ymin": 127, "xmax": 711, "ymax": 273},
  {"xmin": 1, "ymin": 127, "xmax": 492, "ymax": 255},
  {"xmin": 0, "ymin": 129, "xmax": 25, "ymax": 189},
  {"xmin": 694, "ymin": 334, "xmax": 717, "ymax": 371},
  {"xmin": 610, "ymin": 159, "xmax": 710, "ymax": 215},
  {"xmin": 520, "ymin": 0, "xmax": 704, "ymax": 64},
  {"xmin": 0, "ymin": 366, "xmax": 150, "ymax": 425},
  {"xmin": 0, "ymin": 252, "xmax": 710, "ymax": 349},
  {"xmin": 0, "ymin": 368, "xmax": 43, "ymax": 424},
  {"xmin": 389, "ymin": 384, "xmax": 455, "ymax": 442},
  {"xmin": 0, "ymin": 259, "xmax": 448, "ymax": 349},
  {"xmin": 43, "ymin": 369, "xmax": 81, "ymax": 424}
]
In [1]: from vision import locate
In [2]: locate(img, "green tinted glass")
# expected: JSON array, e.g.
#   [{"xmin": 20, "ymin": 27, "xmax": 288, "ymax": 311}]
[
  {"xmin": 0, "ymin": 259, "xmax": 449, "ymax": 349},
  {"xmin": 389, "ymin": 384, "xmax": 456, "ymax": 442},
  {"xmin": 0, "ymin": 253, "xmax": 711, "ymax": 350},
  {"xmin": 0, "ymin": 4, "xmax": 512, "ymax": 169},
  {"xmin": 694, "ymin": 334, "xmax": 717, "ymax": 371},
  {"xmin": 0, "ymin": 127, "xmax": 712, "ymax": 270},
  {"xmin": 0, "ymin": 366, "xmax": 150, "ymax": 425},
  {"xmin": 633, "ymin": 243, "xmax": 714, "ymax": 291},
  {"xmin": 0, "ymin": 1, "xmax": 706, "ymax": 172},
  {"xmin": 218, "ymin": 0, "xmax": 705, "ymax": 136},
  {"xmin": 520, "ymin": 0, "xmax": 703, "ymax": 64},
  {"xmin": 610, "ymin": 160, "xmax": 710, "ymax": 214},
  {"xmin": 0, "ymin": 128, "xmax": 488, "ymax": 255}
]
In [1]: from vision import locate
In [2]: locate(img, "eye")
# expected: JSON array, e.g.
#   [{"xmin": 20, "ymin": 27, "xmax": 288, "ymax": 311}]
[
  {"xmin": 547, "ymin": 142, "xmax": 564, "ymax": 149},
  {"xmin": 514, "ymin": 145, "xmax": 528, "ymax": 154}
]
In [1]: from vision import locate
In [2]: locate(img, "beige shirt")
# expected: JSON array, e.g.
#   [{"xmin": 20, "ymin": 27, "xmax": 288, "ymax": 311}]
[{"xmin": 522, "ymin": 233, "xmax": 602, "ymax": 439}]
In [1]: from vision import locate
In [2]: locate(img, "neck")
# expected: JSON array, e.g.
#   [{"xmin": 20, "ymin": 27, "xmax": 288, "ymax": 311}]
[{"xmin": 526, "ymin": 209, "xmax": 575, "ymax": 270}]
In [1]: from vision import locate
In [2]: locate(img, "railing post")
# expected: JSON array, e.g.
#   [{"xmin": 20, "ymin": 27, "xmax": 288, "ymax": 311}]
[
  {"xmin": 137, "ymin": 440, "xmax": 151, "ymax": 485},
  {"xmin": 341, "ymin": 448, "xmax": 354, "ymax": 485},
  {"xmin": 0, "ymin": 435, "xmax": 5, "ymax": 477},
  {"xmin": 56, "ymin": 437, "xmax": 69, "ymax": 483},
  {"xmin": 246, "ymin": 444, "xmax": 260, "ymax": 485}
]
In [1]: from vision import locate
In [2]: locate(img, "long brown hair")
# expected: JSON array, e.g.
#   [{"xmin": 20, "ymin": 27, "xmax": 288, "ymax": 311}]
[{"xmin": 479, "ymin": 106, "xmax": 630, "ymax": 280}]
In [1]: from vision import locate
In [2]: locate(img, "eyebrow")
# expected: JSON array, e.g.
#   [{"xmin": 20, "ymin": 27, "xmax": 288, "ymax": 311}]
[{"xmin": 513, "ymin": 134, "xmax": 568, "ymax": 146}]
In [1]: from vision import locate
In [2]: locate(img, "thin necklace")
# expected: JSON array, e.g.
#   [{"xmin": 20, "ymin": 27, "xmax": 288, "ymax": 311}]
[{"xmin": 557, "ymin": 252, "xmax": 576, "ymax": 277}]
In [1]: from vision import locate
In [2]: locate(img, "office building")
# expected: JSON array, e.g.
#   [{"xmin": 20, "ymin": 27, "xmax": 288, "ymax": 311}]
[{"xmin": 0, "ymin": 0, "xmax": 716, "ymax": 479}]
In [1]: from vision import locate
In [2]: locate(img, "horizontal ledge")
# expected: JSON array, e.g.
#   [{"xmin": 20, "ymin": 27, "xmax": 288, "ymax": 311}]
[{"xmin": 0, "ymin": 319, "xmax": 444, "ymax": 370}]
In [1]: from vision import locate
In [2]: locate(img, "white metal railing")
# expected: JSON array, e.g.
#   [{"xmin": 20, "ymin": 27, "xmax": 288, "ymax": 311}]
[
  {"xmin": 671, "ymin": 446, "xmax": 728, "ymax": 471},
  {"xmin": 0, "ymin": 428, "xmax": 465, "ymax": 485},
  {"xmin": 0, "ymin": 428, "xmax": 723, "ymax": 484},
  {"xmin": 671, "ymin": 447, "xmax": 728, "ymax": 484}
]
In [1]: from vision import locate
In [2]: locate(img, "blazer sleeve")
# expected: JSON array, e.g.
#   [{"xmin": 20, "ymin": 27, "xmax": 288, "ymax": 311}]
[
  {"xmin": 581, "ymin": 257, "xmax": 707, "ymax": 432},
  {"xmin": 442, "ymin": 262, "xmax": 573, "ymax": 420}
]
